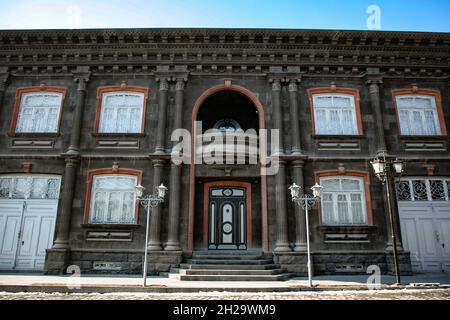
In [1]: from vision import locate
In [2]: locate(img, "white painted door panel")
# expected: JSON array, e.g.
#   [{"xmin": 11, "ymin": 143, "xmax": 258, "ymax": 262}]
[
  {"xmin": 15, "ymin": 200, "xmax": 58, "ymax": 270},
  {"xmin": 400, "ymin": 217, "xmax": 422, "ymax": 272},
  {"xmin": 398, "ymin": 198, "xmax": 450, "ymax": 273},
  {"xmin": 0, "ymin": 200, "xmax": 23, "ymax": 269}
]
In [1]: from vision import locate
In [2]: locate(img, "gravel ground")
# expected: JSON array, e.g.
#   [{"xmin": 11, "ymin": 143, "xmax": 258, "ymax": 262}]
[{"xmin": 0, "ymin": 289, "xmax": 449, "ymax": 300}]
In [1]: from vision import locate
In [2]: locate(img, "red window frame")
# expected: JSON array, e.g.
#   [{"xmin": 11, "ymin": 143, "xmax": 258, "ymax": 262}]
[
  {"xmin": 307, "ymin": 87, "xmax": 363, "ymax": 136},
  {"xmin": 93, "ymin": 86, "xmax": 149, "ymax": 134},
  {"xmin": 83, "ymin": 168, "xmax": 143, "ymax": 225},
  {"xmin": 10, "ymin": 86, "xmax": 67, "ymax": 134}
]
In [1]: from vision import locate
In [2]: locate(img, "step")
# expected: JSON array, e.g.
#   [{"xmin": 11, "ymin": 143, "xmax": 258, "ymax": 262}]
[
  {"xmin": 171, "ymin": 274, "xmax": 293, "ymax": 281},
  {"xmin": 192, "ymin": 250, "xmax": 263, "ymax": 256},
  {"xmin": 172, "ymin": 268, "xmax": 287, "ymax": 276},
  {"xmin": 185, "ymin": 259, "xmax": 274, "ymax": 265},
  {"xmin": 191, "ymin": 255, "xmax": 264, "ymax": 260},
  {"xmin": 179, "ymin": 264, "xmax": 281, "ymax": 270}
]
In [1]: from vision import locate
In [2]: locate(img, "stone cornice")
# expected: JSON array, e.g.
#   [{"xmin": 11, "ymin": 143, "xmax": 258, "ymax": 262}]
[
  {"xmin": 0, "ymin": 27, "xmax": 448, "ymax": 41},
  {"xmin": 0, "ymin": 28, "xmax": 448, "ymax": 80}
]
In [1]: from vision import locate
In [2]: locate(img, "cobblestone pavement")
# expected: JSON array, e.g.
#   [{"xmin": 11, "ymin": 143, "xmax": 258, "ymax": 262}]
[{"xmin": 0, "ymin": 289, "xmax": 449, "ymax": 300}]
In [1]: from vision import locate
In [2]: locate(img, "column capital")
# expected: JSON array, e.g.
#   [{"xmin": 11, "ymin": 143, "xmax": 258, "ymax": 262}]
[
  {"xmin": 365, "ymin": 77, "xmax": 383, "ymax": 86},
  {"xmin": 64, "ymin": 157, "xmax": 80, "ymax": 167},
  {"xmin": 291, "ymin": 159, "xmax": 305, "ymax": 167},
  {"xmin": 74, "ymin": 76, "xmax": 90, "ymax": 91},
  {"xmin": 288, "ymin": 80, "xmax": 299, "ymax": 92},
  {"xmin": 175, "ymin": 78, "xmax": 186, "ymax": 91},
  {"xmin": 152, "ymin": 159, "xmax": 167, "ymax": 167},
  {"xmin": 157, "ymin": 78, "xmax": 170, "ymax": 91},
  {"xmin": 0, "ymin": 69, "xmax": 9, "ymax": 92},
  {"xmin": 269, "ymin": 78, "xmax": 282, "ymax": 91}
]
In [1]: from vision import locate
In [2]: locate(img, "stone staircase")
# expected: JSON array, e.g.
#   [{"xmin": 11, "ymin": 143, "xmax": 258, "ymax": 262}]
[{"xmin": 168, "ymin": 250, "xmax": 292, "ymax": 281}]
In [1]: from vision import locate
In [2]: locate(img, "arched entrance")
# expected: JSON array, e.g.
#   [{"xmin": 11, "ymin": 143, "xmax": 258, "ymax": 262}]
[{"xmin": 187, "ymin": 82, "xmax": 268, "ymax": 252}]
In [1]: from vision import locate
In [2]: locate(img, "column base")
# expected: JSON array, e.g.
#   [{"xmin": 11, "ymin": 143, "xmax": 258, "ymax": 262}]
[
  {"xmin": 165, "ymin": 242, "xmax": 181, "ymax": 251},
  {"xmin": 44, "ymin": 248, "xmax": 70, "ymax": 274},
  {"xmin": 274, "ymin": 243, "xmax": 291, "ymax": 252},
  {"xmin": 51, "ymin": 240, "xmax": 70, "ymax": 250},
  {"xmin": 293, "ymin": 243, "xmax": 307, "ymax": 252},
  {"xmin": 385, "ymin": 251, "xmax": 413, "ymax": 275},
  {"xmin": 385, "ymin": 244, "xmax": 404, "ymax": 253},
  {"xmin": 147, "ymin": 243, "xmax": 163, "ymax": 251}
]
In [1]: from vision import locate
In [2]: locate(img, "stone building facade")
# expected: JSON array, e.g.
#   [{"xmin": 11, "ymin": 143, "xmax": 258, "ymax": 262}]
[{"xmin": 0, "ymin": 28, "xmax": 449, "ymax": 276}]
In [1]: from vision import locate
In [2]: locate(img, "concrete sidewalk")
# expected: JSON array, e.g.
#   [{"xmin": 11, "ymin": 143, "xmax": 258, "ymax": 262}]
[{"xmin": 0, "ymin": 273, "xmax": 449, "ymax": 293}]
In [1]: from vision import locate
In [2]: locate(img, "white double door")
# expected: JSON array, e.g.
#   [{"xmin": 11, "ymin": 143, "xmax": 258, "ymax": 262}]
[
  {"xmin": 0, "ymin": 174, "xmax": 60, "ymax": 271},
  {"xmin": 399, "ymin": 202, "xmax": 450, "ymax": 273},
  {"xmin": 0, "ymin": 199, "xmax": 58, "ymax": 271}
]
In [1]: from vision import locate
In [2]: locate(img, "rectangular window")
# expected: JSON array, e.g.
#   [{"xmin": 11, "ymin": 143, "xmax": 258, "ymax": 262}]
[
  {"xmin": 396, "ymin": 178, "xmax": 450, "ymax": 202},
  {"xmin": 396, "ymin": 95, "xmax": 441, "ymax": 136},
  {"xmin": 320, "ymin": 176, "xmax": 367, "ymax": 225},
  {"xmin": 16, "ymin": 93, "xmax": 63, "ymax": 133},
  {"xmin": 313, "ymin": 94, "xmax": 358, "ymax": 135},
  {"xmin": 99, "ymin": 92, "xmax": 145, "ymax": 133},
  {"xmin": 89, "ymin": 174, "xmax": 137, "ymax": 224},
  {"xmin": 0, "ymin": 175, "xmax": 61, "ymax": 199}
]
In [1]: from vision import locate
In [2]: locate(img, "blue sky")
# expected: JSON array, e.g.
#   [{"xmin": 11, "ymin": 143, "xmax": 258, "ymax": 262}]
[{"xmin": 0, "ymin": 0, "xmax": 448, "ymax": 32}]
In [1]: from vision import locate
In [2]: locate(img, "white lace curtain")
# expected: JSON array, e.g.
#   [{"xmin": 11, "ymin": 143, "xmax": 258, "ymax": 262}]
[
  {"xmin": 313, "ymin": 94, "xmax": 358, "ymax": 135},
  {"xmin": 320, "ymin": 177, "xmax": 367, "ymax": 225},
  {"xmin": 16, "ymin": 93, "xmax": 63, "ymax": 133},
  {"xmin": 89, "ymin": 175, "xmax": 137, "ymax": 224},
  {"xmin": 99, "ymin": 92, "xmax": 144, "ymax": 133},
  {"xmin": 397, "ymin": 95, "xmax": 440, "ymax": 135}
]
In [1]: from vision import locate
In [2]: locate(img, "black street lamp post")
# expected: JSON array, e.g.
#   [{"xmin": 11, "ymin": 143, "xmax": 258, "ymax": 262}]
[
  {"xmin": 135, "ymin": 183, "xmax": 168, "ymax": 287},
  {"xmin": 370, "ymin": 153, "xmax": 405, "ymax": 285},
  {"xmin": 288, "ymin": 182, "xmax": 323, "ymax": 288}
]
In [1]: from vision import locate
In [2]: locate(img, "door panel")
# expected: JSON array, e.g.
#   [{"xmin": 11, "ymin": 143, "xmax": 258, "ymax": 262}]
[
  {"xmin": 400, "ymin": 217, "xmax": 422, "ymax": 272},
  {"xmin": 15, "ymin": 200, "xmax": 58, "ymax": 270},
  {"xmin": 398, "ymin": 193, "xmax": 450, "ymax": 273},
  {"xmin": 0, "ymin": 200, "xmax": 23, "ymax": 269},
  {"xmin": 208, "ymin": 187, "xmax": 247, "ymax": 250}
]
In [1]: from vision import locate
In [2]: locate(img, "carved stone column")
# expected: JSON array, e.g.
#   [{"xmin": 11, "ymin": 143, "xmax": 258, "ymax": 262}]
[
  {"xmin": 148, "ymin": 159, "xmax": 166, "ymax": 251},
  {"xmin": 166, "ymin": 78, "xmax": 185, "ymax": 251},
  {"xmin": 155, "ymin": 78, "xmax": 169, "ymax": 154},
  {"xmin": 52, "ymin": 71, "xmax": 89, "ymax": 249},
  {"xmin": 271, "ymin": 79, "xmax": 284, "ymax": 154},
  {"xmin": 0, "ymin": 69, "xmax": 9, "ymax": 109},
  {"xmin": 367, "ymin": 79, "xmax": 387, "ymax": 155},
  {"xmin": 274, "ymin": 160, "xmax": 291, "ymax": 252},
  {"xmin": 291, "ymin": 160, "xmax": 307, "ymax": 251},
  {"xmin": 45, "ymin": 70, "xmax": 90, "ymax": 274},
  {"xmin": 52, "ymin": 158, "xmax": 79, "ymax": 249},
  {"xmin": 288, "ymin": 79, "xmax": 302, "ymax": 155},
  {"xmin": 67, "ymin": 72, "xmax": 90, "ymax": 154}
]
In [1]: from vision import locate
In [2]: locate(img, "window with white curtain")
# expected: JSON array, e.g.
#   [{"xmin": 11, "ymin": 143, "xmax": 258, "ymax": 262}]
[
  {"xmin": 88, "ymin": 174, "xmax": 137, "ymax": 224},
  {"xmin": 98, "ymin": 92, "xmax": 145, "ymax": 133},
  {"xmin": 396, "ymin": 95, "xmax": 441, "ymax": 136},
  {"xmin": 312, "ymin": 94, "xmax": 359, "ymax": 135},
  {"xmin": 320, "ymin": 176, "xmax": 367, "ymax": 225},
  {"xmin": 15, "ymin": 92, "xmax": 63, "ymax": 133}
]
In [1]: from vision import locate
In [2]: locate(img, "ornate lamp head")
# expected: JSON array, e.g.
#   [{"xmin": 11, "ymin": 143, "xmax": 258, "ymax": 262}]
[
  {"xmin": 288, "ymin": 183, "xmax": 301, "ymax": 200},
  {"xmin": 370, "ymin": 157, "xmax": 385, "ymax": 179},
  {"xmin": 311, "ymin": 183, "xmax": 323, "ymax": 198},
  {"xmin": 135, "ymin": 184, "xmax": 145, "ymax": 199},
  {"xmin": 392, "ymin": 158, "xmax": 405, "ymax": 175},
  {"xmin": 157, "ymin": 184, "xmax": 168, "ymax": 199}
]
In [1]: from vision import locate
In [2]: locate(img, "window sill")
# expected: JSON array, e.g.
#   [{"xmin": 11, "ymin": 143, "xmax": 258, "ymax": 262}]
[
  {"xmin": 312, "ymin": 135, "xmax": 366, "ymax": 140},
  {"xmin": 399, "ymin": 135, "xmax": 448, "ymax": 141},
  {"xmin": 8, "ymin": 132, "xmax": 60, "ymax": 138},
  {"xmin": 80, "ymin": 224, "xmax": 141, "ymax": 230},
  {"xmin": 318, "ymin": 225, "xmax": 376, "ymax": 232},
  {"xmin": 91, "ymin": 133, "xmax": 146, "ymax": 138}
]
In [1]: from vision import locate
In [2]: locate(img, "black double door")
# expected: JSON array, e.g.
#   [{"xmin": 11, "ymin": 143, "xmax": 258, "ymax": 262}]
[{"xmin": 208, "ymin": 187, "xmax": 247, "ymax": 250}]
